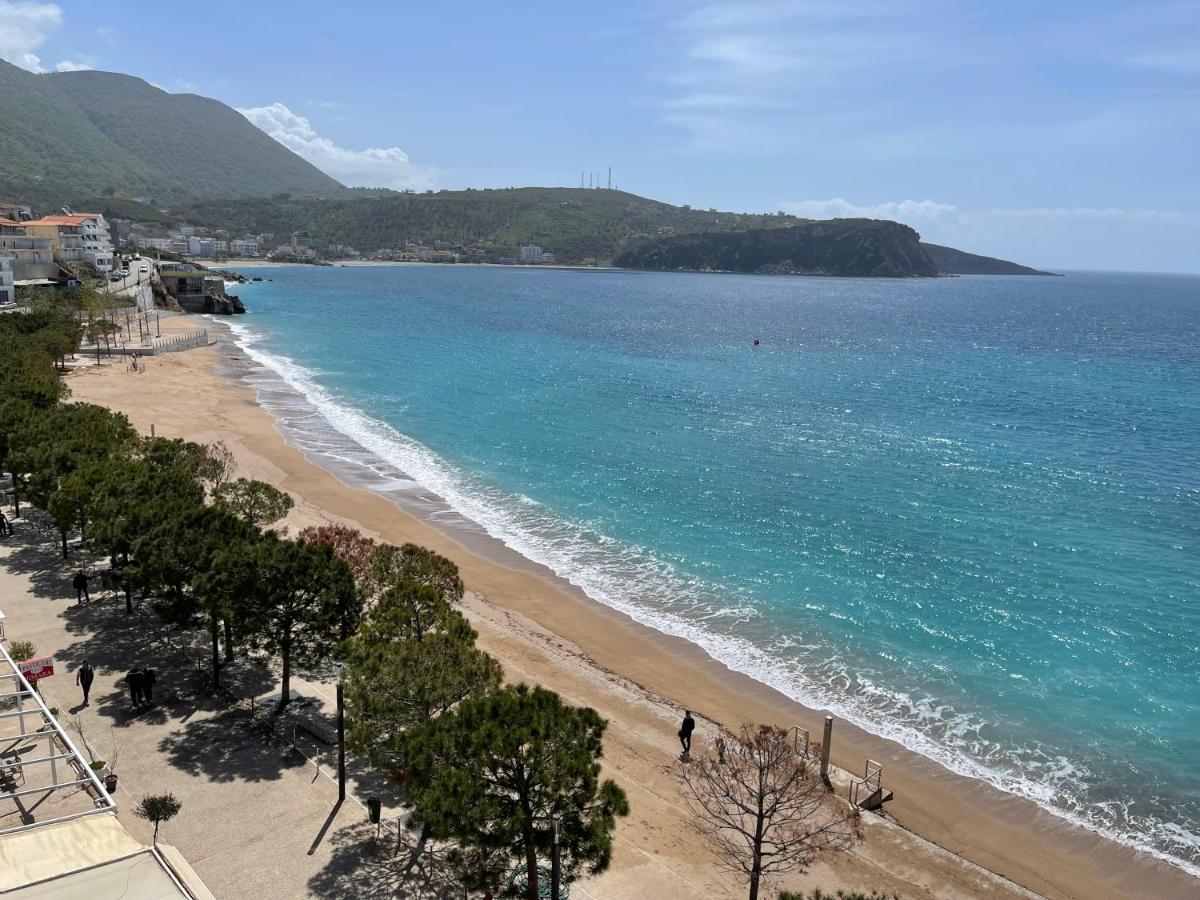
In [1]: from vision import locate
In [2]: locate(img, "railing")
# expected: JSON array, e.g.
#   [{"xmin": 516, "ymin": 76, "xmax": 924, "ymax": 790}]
[
  {"xmin": 153, "ymin": 328, "xmax": 209, "ymax": 353},
  {"xmin": 787, "ymin": 725, "xmax": 811, "ymax": 758},
  {"xmin": 849, "ymin": 759, "xmax": 884, "ymax": 807}
]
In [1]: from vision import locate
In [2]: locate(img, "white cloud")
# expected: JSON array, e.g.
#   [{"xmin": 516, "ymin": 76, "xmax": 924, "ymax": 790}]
[
  {"xmin": 781, "ymin": 197, "xmax": 1200, "ymax": 229},
  {"xmin": 1123, "ymin": 50, "xmax": 1200, "ymax": 74},
  {"xmin": 54, "ymin": 58, "xmax": 91, "ymax": 72},
  {"xmin": 782, "ymin": 198, "xmax": 959, "ymax": 223},
  {"xmin": 0, "ymin": 0, "xmax": 62, "ymax": 72},
  {"xmin": 237, "ymin": 102, "xmax": 435, "ymax": 190}
]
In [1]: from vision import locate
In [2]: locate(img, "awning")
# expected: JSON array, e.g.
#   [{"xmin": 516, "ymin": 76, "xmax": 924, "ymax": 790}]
[{"xmin": 0, "ymin": 816, "xmax": 214, "ymax": 899}]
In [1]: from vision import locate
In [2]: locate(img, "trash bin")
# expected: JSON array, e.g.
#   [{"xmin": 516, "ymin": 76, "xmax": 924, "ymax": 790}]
[{"xmin": 367, "ymin": 796, "xmax": 381, "ymax": 824}]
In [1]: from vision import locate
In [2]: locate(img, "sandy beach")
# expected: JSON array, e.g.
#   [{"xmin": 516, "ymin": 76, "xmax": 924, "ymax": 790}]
[{"xmin": 62, "ymin": 315, "xmax": 1198, "ymax": 900}]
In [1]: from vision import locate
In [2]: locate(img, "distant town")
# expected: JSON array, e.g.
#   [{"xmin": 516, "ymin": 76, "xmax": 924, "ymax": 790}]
[
  {"xmin": 127, "ymin": 219, "xmax": 580, "ymax": 267},
  {"xmin": 0, "ymin": 197, "xmax": 594, "ymax": 316}
]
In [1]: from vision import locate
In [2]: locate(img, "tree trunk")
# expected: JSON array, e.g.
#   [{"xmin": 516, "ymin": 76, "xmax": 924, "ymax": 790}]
[
  {"xmin": 12, "ymin": 472, "xmax": 19, "ymax": 518},
  {"xmin": 525, "ymin": 836, "xmax": 539, "ymax": 900},
  {"xmin": 403, "ymin": 824, "xmax": 431, "ymax": 875},
  {"xmin": 122, "ymin": 553, "xmax": 133, "ymax": 613},
  {"xmin": 278, "ymin": 632, "xmax": 291, "ymax": 712},
  {"xmin": 749, "ymin": 803, "xmax": 765, "ymax": 900},
  {"xmin": 521, "ymin": 786, "xmax": 538, "ymax": 900},
  {"xmin": 60, "ymin": 529, "xmax": 68, "ymax": 559},
  {"xmin": 210, "ymin": 610, "xmax": 221, "ymax": 691}
]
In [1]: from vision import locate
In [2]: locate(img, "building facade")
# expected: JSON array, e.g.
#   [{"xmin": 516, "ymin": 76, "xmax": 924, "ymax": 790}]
[
  {"xmin": 0, "ymin": 256, "xmax": 14, "ymax": 305},
  {"xmin": 21, "ymin": 213, "xmax": 113, "ymax": 272},
  {"xmin": 0, "ymin": 218, "xmax": 57, "ymax": 283}
]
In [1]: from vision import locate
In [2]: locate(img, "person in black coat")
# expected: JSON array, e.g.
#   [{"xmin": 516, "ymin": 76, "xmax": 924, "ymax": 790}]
[
  {"xmin": 142, "ymin": 668, "xmax": 156, "ymax": 704},
  {"xmin": 679, "ymin": 710, "xmax": 696, "ymax": 757},
  {"xmin": 76, "ymin": 661, "xmax": 95, "ymax": 705},
  {"xmin": 72, "ymin": 570, "xmax": 90, "ymax": 604},
  {"xmin": 125, "ymin": 669, "xmax": 145, "ymax": 707}
]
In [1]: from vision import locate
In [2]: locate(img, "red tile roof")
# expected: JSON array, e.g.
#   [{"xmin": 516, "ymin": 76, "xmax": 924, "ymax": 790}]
[{"xmin": 24, "ymin": 215, "xmax": 92, "ymax": 226}]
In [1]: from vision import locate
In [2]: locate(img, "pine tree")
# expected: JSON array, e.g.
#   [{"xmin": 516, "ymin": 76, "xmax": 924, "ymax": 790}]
[{"xmin": 402, "ymin": 684, "xmax": 629, "ymax": 899}]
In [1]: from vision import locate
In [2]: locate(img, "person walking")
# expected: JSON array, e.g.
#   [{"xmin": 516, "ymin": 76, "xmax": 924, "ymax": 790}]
[
  {"xmin": 0, "ymin": 510, "xmax": 11, "ymax": 536},
  {"xmin": 143, "ymin": 668, "xmax": 156, "ymax": 704},
  {"xmin": 76, "ymin": 661, "xmax": 95, "ymax": 706},
  {"xmin": 72, "ymin": 570, "xmax": 90, "ymax": 604},
  {"xmin": 679, "ymin": 710, "xmax": 696, "ymax": 759},
  {"xmin": 126, "ymin": 668, "xmax": 145, "ymax": 708}
]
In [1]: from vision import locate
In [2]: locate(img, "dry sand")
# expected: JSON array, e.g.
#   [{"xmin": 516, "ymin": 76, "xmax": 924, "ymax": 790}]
[{"xmin": 63, "ymin": 315, "xmax": 1198, "ymax": 899}]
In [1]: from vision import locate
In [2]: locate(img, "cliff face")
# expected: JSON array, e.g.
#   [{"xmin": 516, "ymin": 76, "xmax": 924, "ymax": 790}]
[
  {"xmin": 614, "ymin": 219, "xmax": 939, "ymax": 278},
  {"xmin": 921, "ymin": 242, "xmax": 1060, "ymax": 276}
]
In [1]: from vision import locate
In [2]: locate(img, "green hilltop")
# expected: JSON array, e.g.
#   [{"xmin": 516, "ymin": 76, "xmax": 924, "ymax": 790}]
[
  {"xmin": 175, "ymin": 187, "xmax": 809, "ymax": 260},
  {"xmin": 614, "ymin": 220, "xmax": 942, "ymax": 277},
  {"xmin": 0, "ymin": 59, "xmax": 344, "ymax": 204}
]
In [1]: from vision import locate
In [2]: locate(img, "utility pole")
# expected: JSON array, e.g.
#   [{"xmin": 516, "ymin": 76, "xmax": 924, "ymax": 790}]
[
  {"xmin": 608, "ymin": 166, "xmax": 612, "ymax": 189},
  {"xmin": 820, "ymin": 715, "xmax": 834, "ymax": 786},
  {"xmin": 336, "ymin": 661, "xmax": 346, "ymax": 803}
]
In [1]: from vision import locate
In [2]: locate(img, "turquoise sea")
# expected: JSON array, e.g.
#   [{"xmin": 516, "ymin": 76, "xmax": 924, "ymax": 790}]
[{"xmin": 227, "ymin": 264, "xmax": 1199, "ymax": 874}]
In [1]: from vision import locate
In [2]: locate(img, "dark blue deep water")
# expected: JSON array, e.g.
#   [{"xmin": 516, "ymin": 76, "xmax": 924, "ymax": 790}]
[{"xmin": 229, "ymin": 265, "xmax": 1200, "ymax": 873}]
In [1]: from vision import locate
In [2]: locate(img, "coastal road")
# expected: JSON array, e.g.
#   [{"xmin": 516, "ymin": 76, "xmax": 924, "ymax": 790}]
[
  {"xmin": 103, "ymin": 255, "xmax": 154, "ymax": 309},
  {"xmin": 104, "ymin": 255, "xmax": 153, "ymax": 296}
]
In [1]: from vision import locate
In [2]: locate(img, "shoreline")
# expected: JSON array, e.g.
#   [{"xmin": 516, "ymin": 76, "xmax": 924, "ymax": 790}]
[{"xmin": 67, "ymin": 316, "xmax": 1198, "ymax": 899}]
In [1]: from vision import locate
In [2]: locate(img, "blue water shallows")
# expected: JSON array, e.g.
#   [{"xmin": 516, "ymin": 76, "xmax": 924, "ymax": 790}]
[{"xmin": 226, "ymin": 265, "xmax": 1199, "ymax": 874}]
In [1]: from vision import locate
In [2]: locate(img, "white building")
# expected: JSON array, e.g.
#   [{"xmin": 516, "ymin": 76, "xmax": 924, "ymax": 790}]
[
  {"xmin": 520, "ymin": 245, "xmax": 544, "ymax": 263},
  {"xmin": 229, "ymin": 239, "xmax": 259, "ymax": 257},
  {"xmin": 137, "ymin": 236, "xmax": 174, "ymax": 252},
  {"xmin": 21, "ymin": 213, "xmax": 113, "ymax": 272},
  {"xmin": 0, "ymin": 256, "xmax": 15, "ymax": 305}
]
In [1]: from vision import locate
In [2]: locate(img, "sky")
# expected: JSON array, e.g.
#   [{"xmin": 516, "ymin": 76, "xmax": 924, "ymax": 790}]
[{"xmin": 1, "ymin": 0, "xmax": 1198, "ymax": 272}]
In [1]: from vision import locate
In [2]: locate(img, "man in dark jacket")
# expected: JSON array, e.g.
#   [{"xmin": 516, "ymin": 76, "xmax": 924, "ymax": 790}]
[
  {"xmin": 126, "ymin": 669, "xmax": 145, "ymax": 707},
  {"xmin": 73, "ymin": 570, "xmax": 90, "ymax": 604},
  {"xmin": 142, "ymin": 668, "xmax": 156, "ymax": 704},
  {"xmin": 679, "ymin": 710, "xmax": 696, "ymax": 758},
  {"xmin": 76, "ymin": 661, "xmax": 95, "ymax": 705}
]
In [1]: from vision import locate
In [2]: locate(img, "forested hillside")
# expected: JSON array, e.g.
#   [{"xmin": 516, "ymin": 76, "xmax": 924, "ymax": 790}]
[
  {"xmin": 614, "ymin": 220, "xmax": 940, "ymax": 277},
  {"xmin": 0, "ymin": 61, "xmax": 344, "ymax": 203},
  {"xmin": 177, "ymin": 188, "xmax": 802, "ymax": 260}
]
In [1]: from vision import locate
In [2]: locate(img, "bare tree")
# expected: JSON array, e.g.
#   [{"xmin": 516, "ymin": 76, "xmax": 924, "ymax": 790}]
[
  {"xmin": 201, "ymin": 440, "xmax": 237, "ymax": 492},
  {"xmin": 678, "ymin": 724, "xmax": 860, "ymax": 900}
]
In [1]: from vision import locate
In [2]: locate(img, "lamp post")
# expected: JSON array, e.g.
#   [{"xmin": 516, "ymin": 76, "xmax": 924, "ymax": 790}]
[
  {"xmin": 334, "ymin": 661, "xmax": 346, "ymax": 803},
  {"xmin": 550, "ymin": 812, "xmax": 561, "ymax": 900}
]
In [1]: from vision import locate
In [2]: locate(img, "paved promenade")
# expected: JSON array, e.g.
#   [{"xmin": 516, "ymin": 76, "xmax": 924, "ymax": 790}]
[{"xmin": 0, "ymin": 510, "xmax": 442, "ymax": 899}]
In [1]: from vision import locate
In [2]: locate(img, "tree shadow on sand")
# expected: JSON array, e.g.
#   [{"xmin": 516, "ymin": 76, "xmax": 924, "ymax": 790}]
[{"xmin": 307, "ymin": 820, "xmax": 463, "ymax": 899}]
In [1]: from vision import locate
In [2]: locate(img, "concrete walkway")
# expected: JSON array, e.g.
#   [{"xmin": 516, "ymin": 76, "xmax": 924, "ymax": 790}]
[{"xmin": 0, "ymin": 508, "xmax": 452, "ymax": 899}]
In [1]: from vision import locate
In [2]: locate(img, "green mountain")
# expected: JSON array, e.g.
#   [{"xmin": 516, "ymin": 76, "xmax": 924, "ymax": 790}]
[
  {"xmin": 171, "ymin": 189, "xmax": 1045, "ymax": 273},
  {"xmin": 175, "ymin": 187, "xmax": 807, "ymax": 260},
  {"xmin": 0, "ymin": 60, "xmax": 344, "ymax": 204},
  {"xmin": 921, "ymin": 242, "xmax": 1060, "ymax": 275},
  {"xmin": 613, "ymin": 220, "xmax": 941, "ymax": 277}
]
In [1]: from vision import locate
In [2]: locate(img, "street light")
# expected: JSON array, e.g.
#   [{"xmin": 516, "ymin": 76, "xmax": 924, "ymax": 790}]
[
  {"xmin": 334, "ymin": 660, "xmax": 346, "ymax": 803},
  {"xmin": 551, "ymin": 812, "xmax": 561, "ymax": 900}
]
